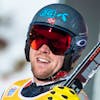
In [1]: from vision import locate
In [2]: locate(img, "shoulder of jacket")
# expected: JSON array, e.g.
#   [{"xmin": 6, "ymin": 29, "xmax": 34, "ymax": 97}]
[
  {"xmin": 1, "ymin": 78, "xmax": 32, "ymax": 97},
  {"xmin": 13, "ymin": 78, "xmax": 32, "ymax": 86}
]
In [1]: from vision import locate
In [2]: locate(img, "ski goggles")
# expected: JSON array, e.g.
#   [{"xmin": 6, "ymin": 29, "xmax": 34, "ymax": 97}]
[{"xmin": 30, "ymin": 25, "xmax": 72, "ymax": 55}]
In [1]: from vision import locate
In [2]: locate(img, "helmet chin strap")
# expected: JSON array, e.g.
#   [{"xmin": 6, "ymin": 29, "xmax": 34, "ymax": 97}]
[{"xmin": 36, "ymin": 70, "xmax": 68, "ymax": 82}]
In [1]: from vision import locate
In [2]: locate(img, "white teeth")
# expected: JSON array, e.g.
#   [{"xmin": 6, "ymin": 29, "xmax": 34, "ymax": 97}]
[{"xmin": 37, "ymin": 58, "xmax": 49, "ymax": 63}]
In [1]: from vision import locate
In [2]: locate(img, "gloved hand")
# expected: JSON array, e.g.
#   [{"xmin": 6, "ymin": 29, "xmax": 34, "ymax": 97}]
[{"xmin": 36, "ymin": 85, "xmax": 80, "ymax": 100}]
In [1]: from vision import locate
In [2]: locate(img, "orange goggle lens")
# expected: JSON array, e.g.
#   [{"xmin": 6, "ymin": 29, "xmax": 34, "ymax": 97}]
[{"xmin": 30, "ymin": 25, "xmax": 71, "ymax": 55}]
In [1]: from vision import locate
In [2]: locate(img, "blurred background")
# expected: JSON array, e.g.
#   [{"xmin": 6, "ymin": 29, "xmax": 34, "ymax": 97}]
[{"xmin": 0, "ymin": 0, "xmax": 99, "ymax": 100}]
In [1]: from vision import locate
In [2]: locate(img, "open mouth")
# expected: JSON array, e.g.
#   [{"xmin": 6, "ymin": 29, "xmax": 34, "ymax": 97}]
[{"xmin": 37, "ymin": 57, "xmax": 50, "ymax": 64}]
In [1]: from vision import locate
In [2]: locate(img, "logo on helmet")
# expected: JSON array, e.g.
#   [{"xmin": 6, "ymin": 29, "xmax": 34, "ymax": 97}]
[
  {"xmin": 57, "ymin": 13, "xmax": 69, "ymax": 22},
  {"xmin": 40, "ymin": 8, "xmax": 56, "ymax": 18},
  {"xmin": 48, "ymin": 18, "xmax": 56, "ymax": 25},
  {"xmin": 76, "ymin": 39, "xmax": 87, "ymax": 47},
  {"xmin": 39, "ymin": 8, "xmax": 69, "ymax": 22}
]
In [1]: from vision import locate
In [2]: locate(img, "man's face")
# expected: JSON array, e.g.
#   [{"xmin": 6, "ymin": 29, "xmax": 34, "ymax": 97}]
[{"xmin": 29, "ymin": 44, "xmax": 64, "ymax": 80}]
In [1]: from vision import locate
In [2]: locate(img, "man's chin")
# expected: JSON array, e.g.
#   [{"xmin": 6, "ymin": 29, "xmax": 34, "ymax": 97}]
[{"xmin": 34, "ymin": 74, "xmax": 51, "ymax": 81}]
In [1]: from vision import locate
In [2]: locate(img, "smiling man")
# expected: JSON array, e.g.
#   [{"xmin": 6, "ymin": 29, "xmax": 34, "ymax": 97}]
[{"xmin": 2, "ymin": 3, "xmax": 88, "ymax": 100}]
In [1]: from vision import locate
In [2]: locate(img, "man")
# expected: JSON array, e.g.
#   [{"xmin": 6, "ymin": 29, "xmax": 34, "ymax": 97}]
[{"xmin": 2, "ymin": 3, "xmax": 88, "ymax": 100}]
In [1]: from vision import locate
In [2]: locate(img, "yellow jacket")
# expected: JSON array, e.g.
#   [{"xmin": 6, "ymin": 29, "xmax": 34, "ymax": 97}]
[{"xmin": 2, "ymin": 78, "xmax": 88, "ymax": 100}]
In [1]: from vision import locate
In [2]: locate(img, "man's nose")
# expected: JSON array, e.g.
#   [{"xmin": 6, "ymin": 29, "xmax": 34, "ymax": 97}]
[{"xmin": 39, "ymin": 44, "xmax": 50, "ymax": 54}]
